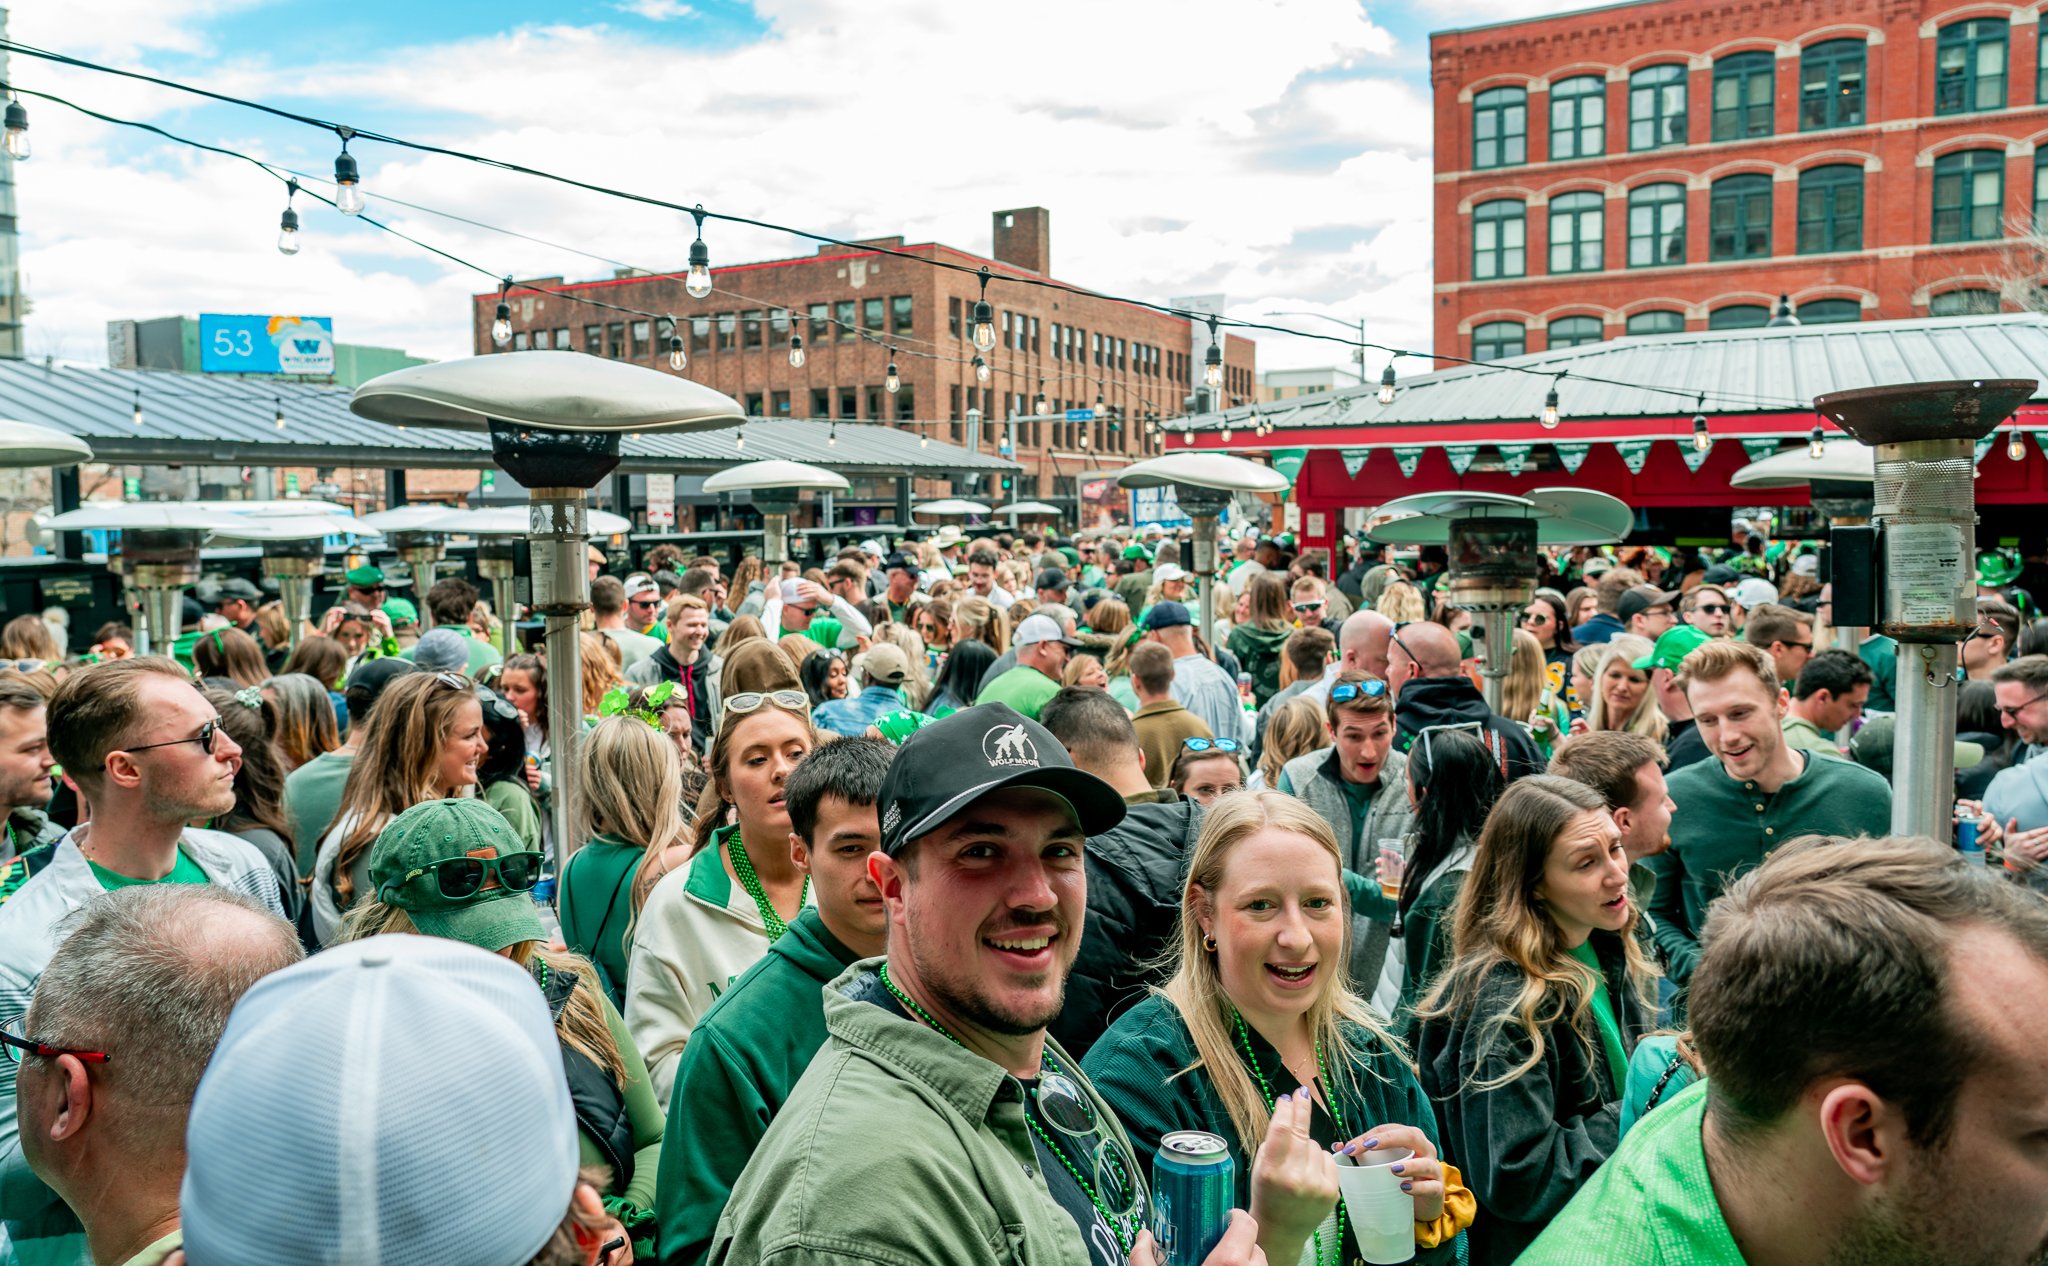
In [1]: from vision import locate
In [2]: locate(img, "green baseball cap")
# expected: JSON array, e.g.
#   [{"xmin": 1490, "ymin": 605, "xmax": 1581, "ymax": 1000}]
[
  {"xmin": 345, "ymin": 564, "xmax": 387, "ymax": 587},
  {"xmin": 1122, "ymin": 544, "xmax": 1150, "ymax": 562},
  {"xmin": 1634, "ymin": 623, "xmax": 1714, "ymax": 673},
  {"xmin": 1979, "ymin": 550, "xmax": 2022, "ymax": 588},
  {"xmin": 382, "ymin": 596, "xmax": 419, "ymax": 625},
  {"xmin": 367, "ymin": 799, "xmax": 546, "ymax": 953}
]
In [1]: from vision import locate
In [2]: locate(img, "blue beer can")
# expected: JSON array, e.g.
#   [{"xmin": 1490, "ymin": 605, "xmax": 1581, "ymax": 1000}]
[{"xmin": 1152, "ymin": 1130, "xmax": 1234, "ymax": 1266}]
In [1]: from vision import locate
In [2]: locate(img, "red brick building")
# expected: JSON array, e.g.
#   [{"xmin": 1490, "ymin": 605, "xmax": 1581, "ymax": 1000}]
[
  {"xmin": 473, "ymin": 208, "xmax": 1254, "ymax": 502},
  {"xmin": 1431, "ymin": 0, "xmax": 2048, "ymax": 363}
]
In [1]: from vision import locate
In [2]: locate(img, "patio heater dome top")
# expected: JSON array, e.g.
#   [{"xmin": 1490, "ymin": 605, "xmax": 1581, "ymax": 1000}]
[
  {"xmin": 414, "ymin": 506, "xmax": 633, "ymax": 537},
  {"xmin": 1366, "ymin": 487, "xmax": 1632, "ymax": 547},
  {"xmin": 701, "ymin": 460, "xmax": 850, "ymax": 494},
  {"xmin": 349, "ymin": 351, "xmax": 745, "ymax": 434},
  {"xmin": 913, "ymin": 499, "xmax": 993, "ymax": 517},
  {"xmin": 357, "ymin": 504, "xmax": 465, "ymax": 533},
  {"xmin": 188, "ymin": 498, "xmax": 359, "ymax": 519},
  {"xmin": 1114, "ymin": 452, "xmax": 1289, "ymax": 494},
  {"xmin": 995, "ymin": 501, "xmax": 1063, "ymax": 516},
  {"xmin": 1730, "ymin": 438, "xmax": 1875, "ymax": 489},
  {"xmin": 0, "ymin": 420, "xmax": 93, "ymax": 468},
  {"xmin": 207, "ymin": 514, "xmax": 381, "ymax": 542},
  {"xmin": 44, "ymin": 503, "xmax": 222, "ymax": 532}
]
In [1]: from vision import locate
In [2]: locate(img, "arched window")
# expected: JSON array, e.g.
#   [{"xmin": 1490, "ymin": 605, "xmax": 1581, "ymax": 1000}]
[
  {"xmin": 1549, "ymin": 75, "xmax": 1605, "ymax": 160},
  {"xmin": 2036, "ymin": 148, "xmax": 2048, "ymax": 232},
  {"xmin": 1548, "ymin": 191, "xmax": 1604, "ymax": 273},
  {"xmin": 1800, "ymin": 39, "xmax": 1865, "ymax": 130},
  {"xmin": 1473, "ymin": 200, "xmax": 1527, "ymax": 280},
  {"xmin": 1712, "ymin": 51, "xmax": 1775, "ymax": 140},
  {"xmin": 1626, "ymin": 310, "xmax": 1685, "ymax": 335},
  {"xmin": 1710, "ymin": 174, "xmax": 1773, "ymax": 260},
  {"xmin": 1930, "ymin": 289, "xmax": 2000, "ymax": 315},
  {"xmin": 1629, "ymin": 64, "xmax": 1688, "ymax": 151},
  {"xmin": 1473, "ymin": 321, "xmax": 1526, "ymax": 362},
  {"xmin": 1548, "ymin": 316, "xmax": 1604, "ymax": 348},
  {"xmin": 1474, "ymin": 86, "xmax": 1527, "ymax": 169},
  {"xmin": 1708, "ymin": 305, "xmax": 1770, "ymax": 329},
  {"xmin": 1932, "ymin": 150, "xmax": 2006, "ymax": 243},
  {"xmin": 1797, "ymin": 165, "xmax": 1863, "ymax": 254},
  {"xmin": 1936, "ymin": 19, "xmax": 2008, "ymax": 114},
  {"xmin": 1627, "ymin": 183, "xmax": 1687, "ymax": 267},
  {"xmin": 1797, "ymin": 299, "xmax": 1861, "ymax": 324}
]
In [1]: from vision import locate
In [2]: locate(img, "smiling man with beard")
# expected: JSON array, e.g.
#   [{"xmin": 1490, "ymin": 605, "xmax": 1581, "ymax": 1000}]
[
  {"xmin": 1644, "ymin": 641, "xmax": 1889, "ymax": 999},
  {"xmin": 708, "ymin": 703, "xmax": 1274, "ymax": 1266}
]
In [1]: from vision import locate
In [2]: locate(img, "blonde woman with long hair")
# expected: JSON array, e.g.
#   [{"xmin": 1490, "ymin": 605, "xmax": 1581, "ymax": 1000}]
[
  {"xmin": 1085, "ymin": 791, "xmax": 1472, "ymax": 1266},
  {"xmin": 950, "ymin": 593, "xmax": 1008, "ymax": 656},
  {"xmin": 1376, "ymin": 580, "xmax": 1427, "ymax": 624},
  {"xmin": 1412, "ymin": 775, "xmax": 1657, "ymax": 1265},
  {"xmin": 559, "ymin": 715, "xmax": 695, "ymax": 1008},
  {"xmin": 1503, "ymin": 628, "xmax": 1571, "ymax": 757},
  {"xmin": 870, "ymin": 621, "xmax": 932, "ymax": 709},
  {"xmin": 581, "ymin": 630, "xmax": 623, "ymax": 716},
  {"xmin": 1249, "ymin": 696, "xmax": 1328, "ymax": 791},
  {"xmin": 1583, "ymin": 634, "xmax": 1666, "ymax": 744}
]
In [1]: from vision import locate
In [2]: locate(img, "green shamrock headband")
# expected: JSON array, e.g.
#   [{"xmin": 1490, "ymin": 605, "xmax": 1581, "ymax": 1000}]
[{"xmin": 597, "ymin": 680, "xmax": 677, "ymax": 729}]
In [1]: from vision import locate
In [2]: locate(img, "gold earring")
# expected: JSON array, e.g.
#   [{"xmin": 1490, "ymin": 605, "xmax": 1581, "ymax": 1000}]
[{"xmin": 1203, "ymin": 934, "xmax": 1217, "ymax": 952}]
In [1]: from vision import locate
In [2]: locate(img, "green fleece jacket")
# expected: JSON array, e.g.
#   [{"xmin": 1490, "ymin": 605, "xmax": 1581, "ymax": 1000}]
[
  {"xmin": 657, "ymin": 909, "xmax": 862, "ymax": 1266},
  {"xmin": 708, "ymin": 959, "xmax": 1140, "ymax": 1266}
]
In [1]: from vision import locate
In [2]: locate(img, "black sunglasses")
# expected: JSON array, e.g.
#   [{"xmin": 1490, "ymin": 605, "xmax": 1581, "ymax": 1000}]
[
  {"xmin": 410, "ymin": 851, "xmax": 546, "ymax": 901},
  {"xmin": 99, "ymin": 717, "xmax": 220, "ymax": 770}
]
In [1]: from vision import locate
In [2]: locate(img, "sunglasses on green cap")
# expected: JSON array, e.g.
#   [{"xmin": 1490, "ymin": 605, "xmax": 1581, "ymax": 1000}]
[{"xmin": 383, "ymin": 850, "xmax": 546, "ymax": 904}]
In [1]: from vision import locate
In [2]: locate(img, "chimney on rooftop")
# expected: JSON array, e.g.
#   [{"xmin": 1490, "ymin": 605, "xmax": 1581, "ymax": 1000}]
[{"xmin": 992, "ymin": 207, "xmax": 1050, "ymax": 276}]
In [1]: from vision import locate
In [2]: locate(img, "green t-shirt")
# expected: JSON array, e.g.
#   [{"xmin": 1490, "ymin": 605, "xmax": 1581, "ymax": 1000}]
[
  {"xmin": 976, "ymin": 664, "xmax": 1061, "ymax": 721},
  {"xmin": 284, "ymin": 750, "xmax": 354, "ymax": 877},
  {"xmin": 806, "ymin": 617, "xmax": 844, "ymax": 649},
  {"xmin": 89, "ymin": 847, "xmax": 209, "ymax": 890},
  {"xmin": 1568, "ymin": 939, "xmax": 1630, "ymax": 1096}
]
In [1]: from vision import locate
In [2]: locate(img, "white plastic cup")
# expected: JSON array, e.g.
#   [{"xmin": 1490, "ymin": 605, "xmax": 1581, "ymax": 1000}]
[{"xmin": 1335, "ymin": 1147, "xmax": 1414, "ymax": 1265}]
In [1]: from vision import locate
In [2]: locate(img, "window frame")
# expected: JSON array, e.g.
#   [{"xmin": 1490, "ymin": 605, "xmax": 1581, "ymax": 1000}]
[
  {"xmin": 1795, "ymin": 299, "xmax": 1861, "ymax": 324},
  {"xmin": 1549, "ymin": 75, "xmax": 1606, "ymax": 161},
  {"xmin": 1626, "ymin": 182, "xmax": 1688, "ymax": 268},
  {"xmin": 1472, "ymin": 199, "xmax": 1527, "ymax": 281},
  {"xmin": 890, "ymin": 295, "xmax": 913, "ymax": 335},
  {"xmin": 1932, "ymin": 149, "xmax": 2007, "ymax": 244},
  {"xmin": 1472, "ymin": 320, "xmax": 1526, "ymax": 362},
  {"xmin": 1711, "ymin": 51, "xmax": 1776, "ymax": 141},
  {"xmin": 1625, "ymin": 310, "xmax": 1685, "ymax": 336},
  {"xmin": 1799, "ymin": 39, "xmax": 1865, "ymax": 131},
  {"xmin": 1473, "ymin": 85, "xmax": 1528, "ymax": 169},
  {"xmin": 1629, "ymin": 63, "xmax": 1689, "ymax": 152},
  {"xmin": 1709, "ymin": 173, "xmax": 1774, "ymax": 261},
  {"xmin": 2035, "ymin": 148, "xmax": 2048, "ymax": 232},
  {"xmin": 1707, "ymin": 305, "xmax": 1770, "ymax": 330},
  {"xmin": 1930, "ymin": 289, "xmax": 2000, "ymax": 315},
  {"xmin": 1547, "ymin": 190, "xmax": 1605, "ymax": 274},
  {"xmin": 1796, "ymin": 164, "xmax": 1864, "ymax": 254},
  {"xmin": 1935, "ymin": 18, "xmax": 2009, "ymax": 116},
  {"xmin": 1547, "ymin": 315, "xmax": 1604, "ymax": 348}
]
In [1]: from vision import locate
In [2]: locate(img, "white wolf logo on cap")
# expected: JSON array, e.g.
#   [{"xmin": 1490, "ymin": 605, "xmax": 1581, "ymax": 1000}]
[{"xmin": 982, "ymin": 723, "xmax": 1039, "ymax": 768}]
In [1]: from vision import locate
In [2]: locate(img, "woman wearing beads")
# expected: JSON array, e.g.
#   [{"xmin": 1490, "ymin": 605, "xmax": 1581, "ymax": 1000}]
[
  {"xmin": 625, "ymin": 687, "xmax": 816, "ymax": 1107},
  {"xmin": 1085, "ymin": 791, "xmax": 1472, "ymax": 1266}
]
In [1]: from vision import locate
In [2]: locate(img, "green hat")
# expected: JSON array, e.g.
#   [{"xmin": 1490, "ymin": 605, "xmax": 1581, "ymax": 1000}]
[
  {"xmin": 382, "ymin": 596, "xmax": 419, "ymax": 625},
  {"xmin": 1057, "ymin": 546, "xmax": 1081, "ymax": 568},
  {"xmin": 1634, "ymin": 623, "xmax": 1714, "ymax": 673},
  {"xmin": 345, "ymin": 564, "xmax": 386, "ymax": 588},
  {"xmin": 1455, "ymin": 630, "xmax": 1474, "ymax": 659},
  {"xmin": 1080, "ymin": 564, "xmax": 1106, "ymax": 588},
  {"xmin": 872, "ymin": 710, "xmax": 934, "ymax": 745},
  {"xmin": 367, "ymin": 799, "xmax": 545, "ymax": 952},
  {"xmin": 1122, "ymin": 544, "xmax": 1150, "ymax": 562},
  {"xmin": 1978, "ymin": 550, "xmax": 2023, "ymax": 588}
]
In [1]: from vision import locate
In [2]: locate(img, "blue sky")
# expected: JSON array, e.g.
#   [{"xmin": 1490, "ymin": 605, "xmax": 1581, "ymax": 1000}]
[{"xmin": 11, "ymin": 0, "xmax": 1565, "ymax": 369}]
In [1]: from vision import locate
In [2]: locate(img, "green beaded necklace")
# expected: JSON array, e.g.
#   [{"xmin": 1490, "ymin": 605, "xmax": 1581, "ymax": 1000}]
[
  {"xmin": 726, "ymin": 828, "xmax": 804, "ymax": 941},
  {"xmin": 1232, "ymin": 1009, "xmax": 1346, "ymax": 1266},
  {"xmin": 878, "ymin": 962, "xmax": 1140, "ymax": 1254}
]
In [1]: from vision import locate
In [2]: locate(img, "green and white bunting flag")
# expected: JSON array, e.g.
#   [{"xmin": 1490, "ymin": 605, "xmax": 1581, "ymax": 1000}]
[
  {"xmin": 1270, "ymin": 448, "xmax": 1309, "ymax": 486},
  {"xmin": 2034, "ymin": 430, "xmax": 2048, "ymax": 458},
  {"xmin": 1555, "ymin": 442, "xmax": 1591, "ymax": 473},
  {"xmin": 1499, "ymin": 443, "xmax": 1534, "ymax": 476},
  {"xmin": 1679, "ymin": 437, "xmax": 1712, "ymax": 472},
  {"xmin": 1974, "ymin": 435, "xmax": 1997, "ymax": 466},
  {"xmin": 1741, "ymin": 438, "xmax": 1780, "ymax": 463},
  {"xmin": 1341, "ymin": 448, "xmax": 1370, "ymax": 478},
  {"xmin": 1616, "ymin": 439, "xmax": 1653, "ymax": 474},
  {"xmin": 1393, "ymin": 446, "xmax": 1426, "ymax": 478},
  {"xmin": 1445, "ymin": 444, "xmax": 1480, "ymax": 475}
]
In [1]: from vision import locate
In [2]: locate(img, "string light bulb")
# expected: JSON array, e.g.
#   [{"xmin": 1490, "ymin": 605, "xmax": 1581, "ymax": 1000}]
[
  {"xmin": 1203, "ymin": 342, "xmax": 1223, "ymax": 389},
  {"xmin": 1808, "ymin": 426, "xmax": 1827, "ymax": 459},
  {"xmin": 3, "ymin": 97, "xmax": 28, "ymax": 162},
  {"xmin": 1692, "ymin": 411, "xmax": 1710, "ymax": 453},
  {"xmin": 131, "ymin": 391, "xmax": 143, "ymax": 427},
  {"xmin": 2010, "ymin": 416, "xmax": 2027, "ymax": 461},
  {"xmin": 1220, "ymin": 422, "xmax": 1234, "ymax": 443},
  {"xmin": 684, "ymin": 205, "xmax": 712, "ymax": 299},
  {"xmin": 828, "ymin": 421, "xmax": 838, "ymax": 448},
  {"xmin": 668, "ymin": 319, "xmax": 686, "ymax": 371},
  {"xmin": 1540, "ymin": 385, "xmax": 1561, "ymax": 429},
  {"xmin": 973, "ymin": 354, "xmax": 990, "ymax": 383},
  {"xmin": 788, "ymin": 334, "xmax": 805, "ymax": 368},
  {"xmin": 276, "ymin": 179, "xmax": 301, "ymax": 255},
  {"xmin": 735, "ymin": 427, "xmax": 745, "ymax": 451},
  {"xmin": 491, "ymin": 279, "xmax": 513, "ymax": 348},
  {"xmin": 332, "ymin": 131, "xmax": 364, "ymax": 216},
  {"xmin": 920, "ymin": 432, "xmax": 929, "ymax": 448},
  {"xmin": 971, "ymin": 267, "xmax": 997, "ymax": 350},
  {"xmin": 885, "ymin": 353, "xmax": 900, "ymax": 394},
  {"xmin": 1034, "ymin": 390, "xmax": 1047, "ymax": 415},
  {"xmin": 1093, "ymin": 392, "xmax": 1106, "ymax": 418},
  {"xmin": 1378, "ymin": 361, "xmax": 1397, "ymax": 406},
  {"xmin": 274, "ymin": 398, "xmax": 286, "ymax": 431},
  {"xmin": 1183, "ymin": 427, "xmax": 1196, "ymax": 446}
]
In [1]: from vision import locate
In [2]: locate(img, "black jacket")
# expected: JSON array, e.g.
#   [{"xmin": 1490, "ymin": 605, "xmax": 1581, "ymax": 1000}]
[
  {"xmin": 1050, "ymin": 792, "xmax": 1204, "ymax": 1059},
  {"xmin": 1412, "ymin": 933, "xmax": 1651, "ymax": 1266},
  {"xmin": 1394, "ymin": 676, "xmax": 1547, "ymax": 782},
  {"xmin": 1663, "ymin": 717, "xmax": 1713, "ymax": 771}
]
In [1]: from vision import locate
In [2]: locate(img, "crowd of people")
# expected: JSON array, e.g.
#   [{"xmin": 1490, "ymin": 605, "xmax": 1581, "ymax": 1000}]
[{"xmin": 0, "ymin": 518, "xmax": 2042, "ymax": 1266}]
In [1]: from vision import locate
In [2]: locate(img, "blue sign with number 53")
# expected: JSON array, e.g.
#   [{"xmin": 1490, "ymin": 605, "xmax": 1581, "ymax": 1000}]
[{"xmin": 199, "ymin": 314, "xmax": 336, "ymax": 375}]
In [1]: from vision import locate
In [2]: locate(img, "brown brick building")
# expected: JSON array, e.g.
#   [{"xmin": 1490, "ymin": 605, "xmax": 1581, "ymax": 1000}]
[
  {"xmin": 1431, "ymin": 0, "xmax": 2048, "ymax": 363},
  {"xmin": 473, "ymin": 208, "xmax": 1255, "ymax": 502}
]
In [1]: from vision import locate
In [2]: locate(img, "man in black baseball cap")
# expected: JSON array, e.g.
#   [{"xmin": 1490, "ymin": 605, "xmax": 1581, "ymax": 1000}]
[
  {"xmin": 880, "ymin": 552, "xmax": 925, "ymax": 624},
  {"xmin": 1033, "ymin": 568, "xmax": 1071, "ymax": 608}
]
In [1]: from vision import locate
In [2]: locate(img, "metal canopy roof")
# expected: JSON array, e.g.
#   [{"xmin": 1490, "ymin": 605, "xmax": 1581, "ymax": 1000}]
[
  {"xmin": 0, "ymin": 358, "xmax": 1017, "ymax": 476},
  {"xmin": 1197, "ymin": 313, "xmax": 2048, "ymax": 438}
]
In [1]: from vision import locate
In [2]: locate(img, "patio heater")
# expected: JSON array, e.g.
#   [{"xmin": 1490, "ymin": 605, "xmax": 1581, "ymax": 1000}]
[
  {"xmin": 209, "ymin": 512, "xmax": 377, "ymax": 652},
  {"xmin": 1117, "ymin": 453, "xmax": 1290, "ymax": 644},
  {"xmin": 1366, "ymin": 489, "xmax": 1631, "ymax": 712},
  {"xmin": 359, "ymin": 505, "xmax": 458, "ymax": 596},
  {"xmin": 43, "ymin": 504, "xmax": 218, "ymax": 657},
  {"xmin": 353, "ymin": 353, "xmax": 742, "ymax": 866},
  {"xmin": 703, "ymin": 461, "xmax": 851, "ymax": 569},
  {"xmin": 1730, "ymin": 438, "xmax": 1876, "ymax": 653},
  {"xmin": 413, "ymin": 506, "xmax": 634, "ymax": 659},
  {"xmin": 1814, "ymin": 378, "xmax": 2036, "ymax": 840}
]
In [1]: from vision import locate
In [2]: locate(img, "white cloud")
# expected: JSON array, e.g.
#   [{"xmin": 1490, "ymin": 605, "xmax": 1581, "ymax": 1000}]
[
  {"xmin": 13, "ymin": 0, "xmax": 1441, "ymax": 377},
  {"xmin": 613, "ymin": 0, "xmax": 696, "ymax": 18}
]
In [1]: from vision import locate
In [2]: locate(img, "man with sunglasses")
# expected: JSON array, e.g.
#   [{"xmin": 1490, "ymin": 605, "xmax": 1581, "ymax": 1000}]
[
  {"xmin": 1682, "ymin": 585, "xmax": 1732, "ymax": 638},
  {"xmin": 588, "ymin": 576, "xmax": 663, "ymax": 672},
  {"xmin": 1288, "ymin": 575, "xmax": 1328, "ymax": 630},
  {"xmin": 623, "ymin": 575, "xmax": 666, "ymax": 636},
  {"xmin": 0, "ymin": 659, "xmax": 286, "ymax": 1257},
  {"xmin": 1742, "ymin": 603, "xmax": 1816, "ymax": 689},
  {"xmin": 1987, "ymin": 656, "xmax": 2048, "ymax": 872},
  {"xmin": 709, "ymin": 704, "xmax": 1270, "ymax": 1266}
]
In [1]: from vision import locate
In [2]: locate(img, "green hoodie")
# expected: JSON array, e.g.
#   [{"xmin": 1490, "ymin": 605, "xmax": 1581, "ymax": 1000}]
[
  {"xmin": 657, "ymin": 908, "xmax": 863, "ymax": 1266},
  {"xmin": 1226, "ymin": 622, "xmax": 1293, "ymax": 706}
]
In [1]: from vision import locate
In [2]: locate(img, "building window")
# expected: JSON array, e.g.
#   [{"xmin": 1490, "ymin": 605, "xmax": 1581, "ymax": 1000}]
[
  {"xmin": 554, "ymin": 329, "xmax": 571, "ymax": 349},
  {"xmin": 584, "ymin": 325, "xmax": 602, "ymax": 355},
  {"xmin": 1473, "ymin": 85, "xmax": 1527, "ymax": 169},
  {"xmin": 809, "ymin": 303, "xmax": 830, "ymax": 342},
  {"xmin": 511, "ymin": 331, "xmax": 529, "ymax": 350},
  {"xmin": 834, "ymin": 300, "xmax": 856, "ymax": 341},
  {"xmin": 1629, "ymin": 64, "xmax": 1688, "ymax": 151},
  {"xmin": 1548, "ymin": 191, "xmax": 1604, "ymax": 273},
  {"xmin": 631, "ymin": 320, "xmax": 651, "ymax": 359},
  {"xmin": 1472, "ymin": 321, "xmax": 1525, "ymax": 362},
  {"xmin": 1711, "ymin": 52, "xmax": 1775, "ymax": 141},
  {"xmin": 890, "ymin": 295, "xmax": 913, "ymax": 334},
  {"xmin": 1707, "ymin": 305, "xmax": 1769, "ymax": 330},
  {"xmin": 1800, "ymin": 39, "xmax": 1865, "ymax": 131},
  {"xmin": 866, "ymin": 386, "xmax": 883, "ymax": 419},
  {"xmin": 838, "ymin": 388, "xmax": 857, "ymax": 418},
  {"xmin": 1031, "ymin": 317, "xmax": 1041, "ymax": 353},
  {"xmin": 2041, "ymin": 27, "xmax": 2048, "ymax": 103},
  {"xmin": 1472, "ymin": 199, "xmax": 1526, "ymax": 280},
  {"xmin": 1932, "ymin": 149, "xmax": 2006, "ymax": 243},
  {"xmin": 896, "ymin": 384, "xmax": 915, "ymax": 421},
  {"xmin": 1627, "ymin": 183, "xmax": 1687, "ymax": 267},
  {"xmin": 1626, "ymin": 309, "xmax": 1685, "ymax": 335},
  {"xmin": 745, "ymin": 393, "xmax": 764, "ymax": 416},
  {"xmin": 772, "ymin": 391, "xmax": 791, "ymax": 415},
  {"xmin": 716, "ymin": 313, "xmax": 737, "ymax": 351},
  {"xmin": 1937, "ymin": 19, "xmax": 2008, "ymax": 115},
  {"xmin": 1549, "ymin": 75, "xmax": 1605, "ymax": 160},
  {"xmin": 1051, "ymin": 322, "xmax": 1062, "ymax": 359},
  {"xmin": 1548, "ymin": 315, "xmax": 1604, "ymax": 348},
  {"xmin": 810, "ymin": 388, "xmax": 829, "ymax": 418},
  {"xmin": 740, "ymin": 310, "xmax": 763, "ymax": 349},
  {"xmin": 1797, "ymin": 299, "xmax": 1861, "ymax": 324},
  {"xmin": 1797, "ymin": 165, "xmax": 1863, "ymax": 254},
  {"xmin": 2036, "ymin": 149, "xmax": 2048, "ymax": 230},
  {"xmin": 948, "ymin": 297, "xmax": 962, "ymax": 338},
  {"xmin": 1930, "ymin": 289, "xmax": 2000, "ymax": 315},
  {"xmin": 862, "ymin": 298, "xmax": 884, "ymax": 333},
  {"xmin": 1709, "ymin": 174, "xmax": 1773, "ymax": 260},
  {"xmin": 690, "ymin": 317, "xmax": 710, "ymax": 353}
]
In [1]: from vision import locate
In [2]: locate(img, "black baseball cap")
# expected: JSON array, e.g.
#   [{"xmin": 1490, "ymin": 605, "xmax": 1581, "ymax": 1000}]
[
  {"xmin": 878, "ymin": 703, "xmax": 1126, "ymax": 856},
  {"xmin": 884, "ymin": 552, "xmax": 919, "ymax": 576},
  {"xmin": 1034, "ymin": 568, "xmax": 1071, "ymax": 592}
]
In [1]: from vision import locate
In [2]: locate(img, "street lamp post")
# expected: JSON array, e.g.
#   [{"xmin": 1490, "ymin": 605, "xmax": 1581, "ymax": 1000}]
[{"xmin": 1263, "ymin": 310, "xmax": 1369, "ymax": 385}]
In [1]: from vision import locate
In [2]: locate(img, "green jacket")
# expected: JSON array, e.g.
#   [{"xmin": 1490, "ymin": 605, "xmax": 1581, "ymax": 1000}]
[
  {"xmin": 560, "ymin": 835, "xmax": 644, "ymax": 1009},
  {"xmin": 1645, "ymin": 748, "xmax": 1891, "ymax": 986},
  {"xmin": 1082, "ymin": 994, "xmax": 1458, "ymax": 1266},
  {"xmin": 1226, "ymin": 623, "xmax": 1292, "ymax": 706},
  {"xmin": 658, "ymin": 909, "xmax": 862, "ymax": 1266},
  {"xmin": 708, "ymin": 959, "xmax": 1138, "ymax": 1266}
]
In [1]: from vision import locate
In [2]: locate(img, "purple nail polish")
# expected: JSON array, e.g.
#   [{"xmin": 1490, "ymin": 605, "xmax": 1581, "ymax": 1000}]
[
  {"xmin": 1401, "ymin": 1181, "xmax": 1413, "ymax": 1192},
  {"xmin": 1362, "ymin": 1137, "xmax": 1378, "ymax": 1149},
  {"xmin": 1391, "ymin": 1163, "xmax": 1404, "ymax": 1174}
]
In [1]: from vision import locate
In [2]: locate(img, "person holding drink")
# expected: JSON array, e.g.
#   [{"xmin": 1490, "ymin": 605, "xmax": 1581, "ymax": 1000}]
[{"xmin": 1086, "ymin": 791, "xmax": 1473, "ymax": 1266}]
